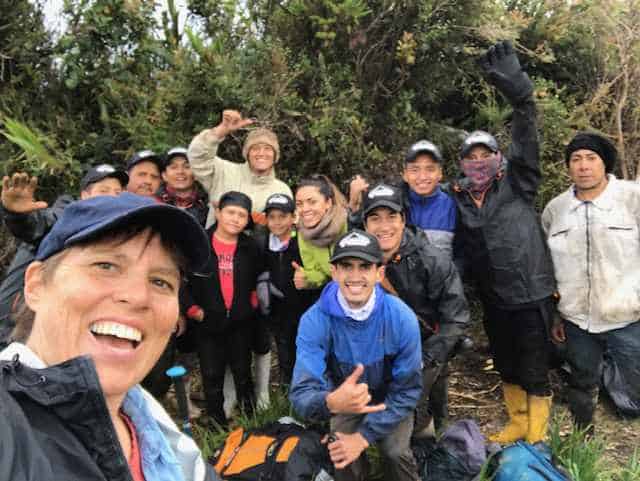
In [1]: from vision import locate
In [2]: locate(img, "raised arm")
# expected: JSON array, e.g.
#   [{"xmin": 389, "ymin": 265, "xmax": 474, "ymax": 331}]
[
  {"xmin": 187, "ymin": 110, "xmax": 254, "ymax": 192},
  {"xmin": 1, "ymin": 173, "xmax": 70, "ymax": 244},
  {"xmin": 480, "ymin": 41, "xmax": 540, "ymax": 202}
]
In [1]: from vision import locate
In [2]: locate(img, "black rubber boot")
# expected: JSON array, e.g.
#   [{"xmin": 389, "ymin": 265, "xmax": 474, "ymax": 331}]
[{"xmin": 567, "ymin": 386, "xmax": 598, "ymax": 432}]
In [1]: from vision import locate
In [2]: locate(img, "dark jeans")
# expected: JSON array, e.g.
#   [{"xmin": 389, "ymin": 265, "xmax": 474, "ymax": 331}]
[
  {"xmin": 196, "ymin": 327, "xmax": 254, "ymax": 425},
  {"xmin": 252, "ymin": 315, "xmax": 271, "ymax": 355},
  {"xmin": 271, "ymin": 311, "xmax": 300, "ymax": 385},
  {"xmin": 564, "ymin": 320, "xmax": 640, "ymax": 427},
  {"xmin": 330, "ymin": 413, "xmax": 418, "ymax": 481},
  {"xmin": 482, "ymin": 298, "xmax": 553, "ymax": 396}
]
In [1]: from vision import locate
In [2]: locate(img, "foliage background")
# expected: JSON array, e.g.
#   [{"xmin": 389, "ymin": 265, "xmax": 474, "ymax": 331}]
[
  {"xmin": 1, "ymin": 0, "xmax": 639, "ymax": 258},
  {"xmin": 2, "ymin": 2, "xmax": 640, "ymax": 476}
]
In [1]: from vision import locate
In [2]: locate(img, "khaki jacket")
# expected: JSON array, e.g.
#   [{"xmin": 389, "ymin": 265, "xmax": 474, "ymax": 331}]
[{"xmin": 188, "ymin": 129, "xmax": 292, "ymax": 227}]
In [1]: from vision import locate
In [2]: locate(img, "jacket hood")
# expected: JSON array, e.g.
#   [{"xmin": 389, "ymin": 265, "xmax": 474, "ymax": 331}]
[{"xmin": 318, "ymin": 281, "xmax": 385, "ymax": 320}]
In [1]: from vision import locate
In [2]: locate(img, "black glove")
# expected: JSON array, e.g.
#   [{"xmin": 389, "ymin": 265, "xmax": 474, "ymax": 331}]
[
  {"xmin": 423, "ymin": 325, "xmax": 465, "ymax": 366},
  {"xmin": 257, "ymin": 272, "xmax": 272, "ymax": 316},
  {"xmin": 479, "ymin": 40, "xmax": 533, "ymax": 105},
  {"xmin": 257, "ymin": 272, "xmax": 286, "ymax": 316}
]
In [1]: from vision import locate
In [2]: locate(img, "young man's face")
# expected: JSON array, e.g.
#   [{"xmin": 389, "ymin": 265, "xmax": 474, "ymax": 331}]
[
  {"xmin": 162, "ymin": 156, "xmax": 194, "ymax": 192},
  {"xmin": 568, "ymin": 149, "xmax": 608, "ymax": 193},
  {"xmin": 215, "ymin": 205, "xmax": 250, "ymax": 238},
  {"xmin": 81, "ymin": 177, "xmax": 123, "ymax": 199},
  {"xmin": 127, "ymin": 161, "xmax": 161, "ymax": 197},
  {"xmin": 403, "ymin": 154, "xmax": 443, "ymax": 196},
  {"xmin": 266, "ymin": 209, "xmax": 295, "ymax": 238},
  {"xmin": 248, "ymin": 143, "xmax": 275, "ymax": 176},
  {"xmin": 331, "ymin": 258, "xmax": 384, "ymax": 308},
  {"xmin": 364, "ymin": 207, "xmax": 405, "ymax": 257}
]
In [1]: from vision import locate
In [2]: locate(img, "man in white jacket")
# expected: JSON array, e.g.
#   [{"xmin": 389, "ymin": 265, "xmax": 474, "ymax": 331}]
[{"xmin": 542, "ymin": 132, "xmax": 640, "ymax": 430}]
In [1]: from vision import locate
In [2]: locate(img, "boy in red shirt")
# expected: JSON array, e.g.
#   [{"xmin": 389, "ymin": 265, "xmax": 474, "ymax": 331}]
[{"xmin": 185, "ymin": 191, "xmax": 262, "ymax": 426}]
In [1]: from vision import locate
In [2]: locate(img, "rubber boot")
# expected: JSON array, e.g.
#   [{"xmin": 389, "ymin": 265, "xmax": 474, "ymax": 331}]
[
  {"xmin": 568, "ymin": 386, "xmax": 598, "ymax": 433},
  {"xmin": 489, "ymin": 383, "xmax": 528, "ymax": 443},
  {"xmin": 255, "ymin": 351, "xmax": 271, "ymax": 409},
  {"xmin": 526, "ymin": 395, "xmax": 552, "ymax": 443},
  {"xmin": 223, "ymin": 367, "xmax": 237, "ymax": 419},
  {"xmin": 184, "ymin": 377, "xmax": 203, "ymax": 419}
]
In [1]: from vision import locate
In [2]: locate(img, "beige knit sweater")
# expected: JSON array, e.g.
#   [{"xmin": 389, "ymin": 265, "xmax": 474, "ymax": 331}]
[{"xmin": 188, "ymin": 129, "xmax": 293, "ymax": 227}]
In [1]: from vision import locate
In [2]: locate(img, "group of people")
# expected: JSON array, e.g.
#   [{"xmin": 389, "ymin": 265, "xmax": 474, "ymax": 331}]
[{"xmin": 0, "ymin": 39, "xmax": 638, "ymax": 481}]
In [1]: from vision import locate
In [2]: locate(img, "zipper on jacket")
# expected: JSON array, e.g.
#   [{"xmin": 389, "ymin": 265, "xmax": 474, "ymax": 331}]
[{"xmin": 585, "ymin": 202, "xmax": 592, "ymax": 330}]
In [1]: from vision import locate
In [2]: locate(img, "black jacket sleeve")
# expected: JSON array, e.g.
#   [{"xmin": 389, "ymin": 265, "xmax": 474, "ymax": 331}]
[
  {"xmin": 505, "ymin": 98, "xmax": 540, "ymax": 204},
  {"xmin": 423, "ymin": 252, "xmax": 470, "ymax": 329},
  {"xmin": 1, "ymin": 195, "xmax": 74, "ymax": 246}
]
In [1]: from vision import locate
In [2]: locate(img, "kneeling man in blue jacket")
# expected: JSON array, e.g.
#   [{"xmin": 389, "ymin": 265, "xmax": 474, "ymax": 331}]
[{"xmin": 289, "ymin": 229, "xmax": 422, "ymax": 481}]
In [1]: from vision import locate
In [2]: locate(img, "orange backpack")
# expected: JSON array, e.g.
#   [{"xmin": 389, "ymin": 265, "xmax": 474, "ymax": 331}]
[{"xmin": 211, "ymin": 420, "xmax": 333, "ymax": 481}]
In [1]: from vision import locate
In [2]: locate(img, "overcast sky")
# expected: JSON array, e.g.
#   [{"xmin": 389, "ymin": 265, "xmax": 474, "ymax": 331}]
[{"xmin": 40, "ymin": 0, "xmax": 189, "ymax": 36}]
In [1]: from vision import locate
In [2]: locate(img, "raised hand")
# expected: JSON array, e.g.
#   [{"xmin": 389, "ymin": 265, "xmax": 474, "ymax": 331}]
[
  {"xmin": 325, "ymin": 364, "xmax": 386, "ymax": 414},
  {"xmin": 212, "ymin": 109, "xmax": 254, "ymax": 138},
  {"xmin": 348, "ymin": 175, "xmax": 369, "ymax": 212},
  {"xmin": 479, "ymin": 40, "xmax": 533, "ymax": 105},
  {"xmin": 1, "ymin": 173, "xmax": 48, "ymax": 213}
]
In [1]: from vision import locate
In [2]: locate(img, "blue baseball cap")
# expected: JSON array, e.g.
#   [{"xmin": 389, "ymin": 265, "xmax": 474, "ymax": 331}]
[{"xmin": 35, "ymin": 193, "xmax": 210, "ymax": 271}]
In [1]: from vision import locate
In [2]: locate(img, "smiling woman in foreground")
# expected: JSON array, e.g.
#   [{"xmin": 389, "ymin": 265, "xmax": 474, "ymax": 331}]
[{"xmin": 0, "ymin": 192, "xmax": 220, "ymax": 481}]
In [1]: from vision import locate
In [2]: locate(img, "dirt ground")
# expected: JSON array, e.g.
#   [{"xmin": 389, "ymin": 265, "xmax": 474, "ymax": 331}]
[{"xmin": 448, "ymin": 319, "xmax": 640, "ymax": 467}]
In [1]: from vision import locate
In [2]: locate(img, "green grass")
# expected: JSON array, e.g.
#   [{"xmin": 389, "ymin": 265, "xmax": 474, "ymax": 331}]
[
  {"xmin": 546, "ymin": 415, "xmax": 640, "ymax": 481},
  {"xmin": 194, "ymin": 394, "xmax": 640, "ymax": 481},
  {"xmin": 194, "ymin": 386, "xmax": 299, "ymax": 460}
]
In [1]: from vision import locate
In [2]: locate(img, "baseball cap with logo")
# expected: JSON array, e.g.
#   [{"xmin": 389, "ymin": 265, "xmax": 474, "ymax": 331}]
[
  {"xmin": 80, "ymin": 164, "xmax": 129, "ymax": 191},
  {"xmin": 263, "ymin": 193, "xmax": 295, "ymax": 214},
  {"xmin": 330, "ymin": 230, "xmax": 383, "ymax": 265},
  {"xmin": 460, "ymin": 130, "xmax": 499, "ymax": 159},
  {"xmin": 362, "ymin": 183, "xmax": 404, "ymax": 219},
  {"xmin": 405, "ymin": 140, "xmax": 443, "ymax": 164}
]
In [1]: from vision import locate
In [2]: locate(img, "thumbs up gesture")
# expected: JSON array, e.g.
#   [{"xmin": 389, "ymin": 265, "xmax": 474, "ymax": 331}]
[
  {"xmin": 292, "ymin": 261, "xmax": 308, "ymax": 290},
  {"xmin": 326, "ymin": 364, "xmax": 386, "ymax": 415}
]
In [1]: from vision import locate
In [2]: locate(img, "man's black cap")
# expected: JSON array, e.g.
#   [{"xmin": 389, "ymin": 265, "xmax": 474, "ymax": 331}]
[
  {"xmin": 126, "ymin": 149, "xmax": 163, "ymax": 172},
  {"xmin": 263, "ymin": 193, "xmax": 295, "ymax": 214},
  {"xmin": 362, "ymin": 183, "xmax": 404, "ymax": 219},
  {"xmin": 330, "ymin": 230, "xmax": 383, "ymax": 265},
  {"xmin": 80, "ymin": 164, "xmax": 129, "ymax": 191},
  {"xmin": 405, "ymin": 140, "xmax": 443, "ymax": 164},
  {"xmin": 565, "ymin": 132, "xmax": 617, "ymax": 174},
  {"xmin": 460, "ymin": 130, "xmax": 499, "ymax": 159}
]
